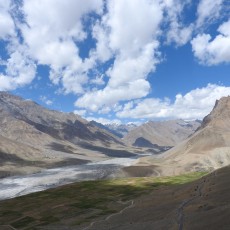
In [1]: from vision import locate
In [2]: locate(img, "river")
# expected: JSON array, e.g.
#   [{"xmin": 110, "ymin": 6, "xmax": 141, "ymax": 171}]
[{"xmin": 0, "ymin": 157, "xmax": 138, "ymax": 200}]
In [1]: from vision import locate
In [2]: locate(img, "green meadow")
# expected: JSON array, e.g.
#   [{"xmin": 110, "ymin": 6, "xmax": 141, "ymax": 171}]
[{"xmin": 0, "ymin": 172, "xmax": 206, "ymax": 229}]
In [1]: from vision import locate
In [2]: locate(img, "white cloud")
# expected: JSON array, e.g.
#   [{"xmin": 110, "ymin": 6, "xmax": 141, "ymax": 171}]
[
  {"xmin": 22, "ymin": 0, "xmax": 103, "ymax": 43},
  {"xmin": 107, "ymin": 42, "xmax": 159, "ymax": 88},
  {"xmin": 0, "ymin": 0, "xmax": 229, "ymax": 120},
  {"xmin": 20, "ymin": 0, "xmax": 103, "ymax": 93},
  {"xmin": 76, "ymin": 0, "xmax": 163, "ymax": 111},
  {"xmin": 90, "ymin": 74, "xmax": 105, "ymax": 86},
  {"xmin": 117, "ymin": 84, "xmax": 230, "ymax": 120},
  {"xmin": 73, "ymin": 109, "xmax": 87, "ymax": 117},
  {"xmin": 104, "ymin": 0, "xmax": 162, "ymax": 56},
  {"xmin": 75, "ymin": 79, "xmax": 150, "ymax": 111},
  {"xmin": 0, "ymin": 42, "xmax": 36, "ymax": 91},
  {"xmin": 0, "ymin": 1, "xmax": 37, "ymax": 91},
  {"xmin": 219, "ymin": 19, "xmax": 230, "ymax": 36},
  {"xmin": 196, "ymin": 0, "xmax": 224, "ymax": 27},
  {"xmin": 0, "ymin": 0, "xmax": 15, "ymax": 39},
  {"xmin": 90, "ymin": 21, "xmax": 112, "ymax": 63},
  {"xmin": 191, "ymin": 19, "xmax": 230, "ymax": 65},
  {"xmin": 40, "ymin": 95, "xmax": 53, "ymax": 106},
  {"xmin": 167, "ymin": 24, "xmax": 193, "ymax": 46},
  {"xmin": 163, "ymin": 0, "xmax": 194, "ymax": 46}
]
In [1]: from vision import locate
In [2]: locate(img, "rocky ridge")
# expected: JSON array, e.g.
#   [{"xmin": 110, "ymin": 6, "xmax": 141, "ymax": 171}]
[{"xmin": 124, "ymin": 119, "xmax": 201, "ymax": 147}]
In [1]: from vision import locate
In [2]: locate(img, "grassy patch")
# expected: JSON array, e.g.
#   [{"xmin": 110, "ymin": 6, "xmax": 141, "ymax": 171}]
[
  {"xmin": 0, "ymin": 172, "xmax": 206, "ymax": 229},
  {"xmin": 11, "ymin": 216, "xmax": 36, "ymax": 228}
]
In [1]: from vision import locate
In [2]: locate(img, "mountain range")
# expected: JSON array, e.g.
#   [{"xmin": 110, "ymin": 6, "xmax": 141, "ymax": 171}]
[
  {"xmin": 123, "ymin": 119, "xmax": 201, "ymax": 147},
  {"xmin": 1, "ymin": 92, "xmax": 230, "ymax": 229},
  {"xmin": 134, "ymin": 96, "xmax": 230, "ymax": 177},
  {"xmin": 2, "ymin": 91, "xmax": 230, "ymax": 180},
  {"xmin": 89, "ymin": 120, "xmax": 137, "ymax": 138},
  {"xmin": 0, "ymin": 92, "xmax": 136, "ymax": 177}
]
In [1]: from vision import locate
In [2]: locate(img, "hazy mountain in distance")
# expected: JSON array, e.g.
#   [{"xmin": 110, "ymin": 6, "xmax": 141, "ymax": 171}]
[
  {"xmin": 124, "ymin": 119, "xmax": 201, "ymax": 147},
  {"xmin": 90, "ymin": 121, "xmax": 137, "ymax": 138},
  {"xmin": 90, "ymin": 121, "xmax": 171, "ymax": 154},
  {"xmin": 105, "ymin": 123, "xmax": 137, "ymax": 137},
  {"xmin": 89, "ymin": 120, "xmax": 126, "ymax": 138},
  {"xmin": 137, "ymin": 96, "xmax": 230, "ymax": 176}
]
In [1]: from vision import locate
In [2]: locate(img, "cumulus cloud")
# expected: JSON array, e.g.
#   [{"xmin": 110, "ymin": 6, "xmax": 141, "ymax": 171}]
[
  {"xmin": 76, "ymin": 79, "xmax": 150, "ymax": 111},
  {"xmin": 0, "ymin": 0, "xmax": 229, "ymax": 121},
  {"xmin": 21, "ymin": 0, "xmax": 103, "ymax": 94},
  {"xmin": 73, "ymin": 109, "xmax": 87, "ymax": 117},
  {"xmin": 0, "ymin": 41, "xmax": 36, "ymax": 91},
  {"xmin": 0, "ymin": 1, "xmax": 37, "ymax": 91},
  {"xmin": 196, "ymin": 0, "xmax": 224, "ymax": 27},
  {"xmin": 163, "ymin": 0, "xmax": 194, "ymax": 46},
  {"xmin": 117, "ymin": 84, "xmax": 230, "ymax": 120},
  {"xmin": 0, "ymin": 0, "xmax": 15, "ymax": 39},
  {"xmin": 191, "ymin": 19, "xmax": 230, "ymax": 65},
  {"xmin": 76, "ymin": 0, "xmax": 163, "ymax": 111}
]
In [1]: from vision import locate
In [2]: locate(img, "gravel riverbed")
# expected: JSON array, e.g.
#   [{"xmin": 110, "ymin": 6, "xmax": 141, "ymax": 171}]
[{"xmin": 0, "ymin": 157, "xmax": 137, "ymax": 200}]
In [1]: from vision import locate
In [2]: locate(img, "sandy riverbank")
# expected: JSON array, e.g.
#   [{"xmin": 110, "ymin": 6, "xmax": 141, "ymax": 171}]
[{"xmin": 0, "ymin": 157, "xmax": 138, "ymax": 200}]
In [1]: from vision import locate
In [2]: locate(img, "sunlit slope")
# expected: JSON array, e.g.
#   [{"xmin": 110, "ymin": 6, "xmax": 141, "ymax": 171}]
[{"xmin": 137, "ymin": 96, "xmax": 230, "ymax": 175}]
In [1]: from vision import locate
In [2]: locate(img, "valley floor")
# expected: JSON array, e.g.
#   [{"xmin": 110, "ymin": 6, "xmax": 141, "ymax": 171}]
[
  {"xmin": 0, "ymin": 157, "xmax": 137, "ymax": 200},
  {"xmin": 0, "ymin": 172, "xmax": 204, "ymax": 229},
  {"xmin": 1, "ymin": 166, "xmax": 230, "ymax": 229}
]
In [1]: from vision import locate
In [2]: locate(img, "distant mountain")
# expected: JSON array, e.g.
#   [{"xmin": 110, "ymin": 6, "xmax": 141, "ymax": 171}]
[
  {"xmin": 89, "ymin": 120, "xmax": 123, "ymax": 138},
  {"xmin": 137, "ymin": 96, "xmax": 230, "ymax": 176},
  {"xmin": 90, "ymin": 121, "xmax": 137, "ymax": 138},
  {"xmin": 105, "ymin": 123, "xmax": 137, "ymax": 138},
  {"xmin": 124, "ymin": 119, "xmax": 201, "ymax": 147},
  {"xmin": 0, "ymin": 92, "xmax": 134, "ymax": 177}
]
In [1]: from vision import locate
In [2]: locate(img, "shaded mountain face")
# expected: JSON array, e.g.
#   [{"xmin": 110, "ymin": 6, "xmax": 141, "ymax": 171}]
[
  {"xmin": 133, "ymin": 137, "xmax": 158, "ymax": 148},
  {"xmin": 0, "ymin": 92, "xmax": 123, "ymax": 145},
  {"xmin": 0, "ymin": 92, "xmax": 132, "ymax": 177},
  {"xmin": 137, "ymin": 96, "xmax": 230, "ymax": 176},
  {"xmin": 124, "ymin": 119, "xmax": 201, "ymax": 147}
]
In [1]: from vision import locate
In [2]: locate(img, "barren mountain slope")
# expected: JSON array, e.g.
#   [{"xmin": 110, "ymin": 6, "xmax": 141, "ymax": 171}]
[
  {"xmin": 0, "ymin": 92, "xmax": 136, "ymax": 177},
  {"xmin": 137, "ymin": 96, "xmax": 230, "ymax": 176},
  {"xmin": 124, "ymin": 119, "xmax": 201, "ymax": 147},
  {"xmin": 0, "ymin": 92, "xmax": 123, "ymax": 146},
  {"xmin": 85, "ymin": 166, "xmax": 230, "ymax": 230}
]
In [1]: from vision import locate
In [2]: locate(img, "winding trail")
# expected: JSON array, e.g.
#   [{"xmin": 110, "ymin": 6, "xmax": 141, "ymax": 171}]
[
  {"xmin": 177, "ymin": 171, "xmax": 217, "ymax": 230},
  {"xmin": 177, "ymin": 180, "xmax": 205, "ymax": 230},
  {"xmin": 82, "ymin": 200, "xmax": 135, "ymax": 230}
]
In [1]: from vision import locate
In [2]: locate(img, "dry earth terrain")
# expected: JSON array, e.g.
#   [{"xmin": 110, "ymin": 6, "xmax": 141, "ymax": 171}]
[
  {"xmin": 84, "ymin": 166, "xmax": 230, "ymax": 230},
  {"xmin": 0, "ymin": 92, "xmax": 143, "ymax": 178},
  {"xmin": 124, "ymin": 119, "xmax": 200, "ymax": 147},
  {"xmin": 130, "ymin": 96, "xmax": 230, "ymax": 177}
]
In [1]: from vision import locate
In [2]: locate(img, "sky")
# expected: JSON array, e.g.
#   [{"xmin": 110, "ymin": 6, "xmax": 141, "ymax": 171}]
[{"xmin": 0, "ymin": 0, "xmax": 230, "ymax": 124}]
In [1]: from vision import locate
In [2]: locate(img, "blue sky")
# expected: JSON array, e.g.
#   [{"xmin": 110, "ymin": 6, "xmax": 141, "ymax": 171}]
[{"xmin": 0, "ymin": 0, "xmax": 230, "ymax": 124}]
